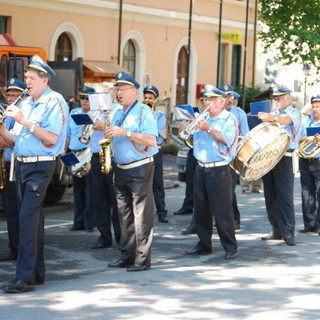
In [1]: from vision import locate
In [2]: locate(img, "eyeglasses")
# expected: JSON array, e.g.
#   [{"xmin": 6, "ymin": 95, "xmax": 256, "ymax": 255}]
[
  {"xmin": 6, "ymin": 94, "xmax": 20, "ymax": 99},
  {"xmin": 114, "ymin": 87, "xmax": 134, "ymax": 93},
  {"xmin": 80, "ymin": 96, "xmax": 89, "ymax": 100}
]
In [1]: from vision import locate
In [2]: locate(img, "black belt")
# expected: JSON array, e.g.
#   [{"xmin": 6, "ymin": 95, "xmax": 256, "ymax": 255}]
[
  {"xmin": 301, "ymin": 157, "xmax": 320, "ymax": 162},
  {"xmin": 287, "ymin": 149, "xmax": 295, "ymax": 153},
  {"xmin": 92, "ymin": 152, "xmax": 100, "ymax": 157},
  {"xmin": 71, "ymin": 148, "xmax": 86, "ymax": 153}
]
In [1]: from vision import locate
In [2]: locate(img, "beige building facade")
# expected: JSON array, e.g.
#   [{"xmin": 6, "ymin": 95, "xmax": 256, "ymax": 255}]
[{"xmin": 0, "ymin": 0, "xmax": 257, "ymax": 107}]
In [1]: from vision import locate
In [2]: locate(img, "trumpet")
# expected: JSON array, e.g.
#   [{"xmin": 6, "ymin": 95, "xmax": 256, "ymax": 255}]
[
  {"xmin": 1, "ymin": 88, "xmax": 29, "ymax": 124},
  {"xmin": 179, "ymin": 107, "xmax": 209, "ymax": 147},
  {"xmin": 78, "ymin": 111, "xmax": 101, "ymax": 144}
]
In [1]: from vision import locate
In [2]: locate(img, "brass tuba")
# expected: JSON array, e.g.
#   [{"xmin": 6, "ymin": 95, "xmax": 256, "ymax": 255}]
[
  {"xmin": 99, "ymin": 109, "xmax": 112, "ymax": 174},
  {"xmin": 143, "ymin": 90, "xmax": 167, "ymax": 110},
  {"xmin": 297, "ymin": 140, "xmax": 320, "ymax": 159}
]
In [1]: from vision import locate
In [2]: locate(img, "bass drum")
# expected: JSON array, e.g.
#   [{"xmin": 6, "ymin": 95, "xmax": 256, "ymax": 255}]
[
  {"xmin": 71, "ymin": 148, "xmax": 92, "ymax": 178},
  {"xmin": 232, "ymin": 122, "xmax": 291, "ymax": 181}
]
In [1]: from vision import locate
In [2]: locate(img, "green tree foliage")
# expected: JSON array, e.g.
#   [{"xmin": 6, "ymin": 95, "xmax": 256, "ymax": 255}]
[{"xmin": 259, "ymin": 0, "xmax": 320, "ymax": 68}]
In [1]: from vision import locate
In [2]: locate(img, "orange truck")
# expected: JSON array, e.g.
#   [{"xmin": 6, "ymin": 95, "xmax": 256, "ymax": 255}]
[{"xmin": 0, "ymin": 33, "xmax": 72, "ymax": 204}]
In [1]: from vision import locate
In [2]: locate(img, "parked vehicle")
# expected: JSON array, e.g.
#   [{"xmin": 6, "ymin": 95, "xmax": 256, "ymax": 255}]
[{"xmin": 0, "ymin": 33, "xmax": 77, "ymax": 204}]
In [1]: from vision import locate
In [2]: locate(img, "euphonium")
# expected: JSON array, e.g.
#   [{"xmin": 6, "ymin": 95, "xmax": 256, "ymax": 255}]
[
  {"xmin": 143, "ymin": 90, "xmax": 167, "ymax": 111},
  {"xmin": 99, "ymin": 110, "xmax": 112, "ymax": 174},
  {"xmin": 79, "ymin": 111, "xmax": 101, "ymax": 144},
  {"xmin": 178, "ymin": 107, "xmax": 209, "ymax": 148},
  {"xmin": 297, "ymin": 140, "xmax": 320, "ymax": 159}
]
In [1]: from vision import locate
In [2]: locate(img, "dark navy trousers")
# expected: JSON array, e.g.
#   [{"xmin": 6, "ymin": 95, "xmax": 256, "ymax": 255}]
[
  {"xmin": 262, "ymin": 156, "xmax": 295, "ymax": 238},
  {"xmin": 90, "ymin": 155, "xmax": 120, "ymax": 245},
  {"xmin": 153, "ymin": 151, "xmax": 167, "ymax": 218},
  {"xmin": 299, "ymin": 158, "xmax": 320, "ymax": 229},
  {"xmin": 194, "ymin": 164, "xmax": 237, "ymax": 253},
  {"xmin": 4, "ymin": 161, "xmax": 19, "ymax": 255},
  {"xmin": 15, "ymin": 160, "xmax": 55, "ymax": 284}
]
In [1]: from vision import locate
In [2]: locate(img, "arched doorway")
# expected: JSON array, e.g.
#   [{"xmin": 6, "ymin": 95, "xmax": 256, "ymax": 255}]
[
  {"xmin": 54, "ymin": 33, "xmax": 72, "ymax": 61},
  {"xmin": 176, "ymin": 46, "xmax": 188, "ymax": 105},
  {"xmin": 122, "ymin": 39, "xmax": 136, "ymax": 77}
]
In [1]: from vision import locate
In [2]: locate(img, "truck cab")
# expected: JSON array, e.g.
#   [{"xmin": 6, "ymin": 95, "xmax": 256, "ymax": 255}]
[{"xmin": 0, "ymin": 36, "xmax": 72, "ymax": 204}]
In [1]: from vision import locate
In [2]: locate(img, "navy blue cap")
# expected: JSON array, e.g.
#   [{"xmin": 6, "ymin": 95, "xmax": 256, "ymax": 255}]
[
  {"xmin": 218, "ymin": 84, "xmax": 234, "ymax": 95},
  {"xmin": 27, "ymin": 55, "xmax": 56, "ymax": 78},
  {"xmin": 203, "ymin": 84, "xmax": 225, "ymax": 97},
  {"xmin": 231, "ymin": 91, "xmax": 240, "ymax": 99},
  {"xmin": 273, "ymin": 86, "xmax": 291, "ymax": 97},
  {"xmin": 311, "ymin": 95, "xmax": 320, "ymax": 103},
  {"xmin": 143, "ymin": 85, "xmax": 159, "ymax": 98},
  {"xmin": 6, "ymin": 77, "xmax": 27, "ymax": 92},
  {"xmin": 78, "ymin": 86, "xmax": 95, "ymax": 96},
  {"xmin": 114, "ymin": 72, "xmax": 140, "ymax": 89}
]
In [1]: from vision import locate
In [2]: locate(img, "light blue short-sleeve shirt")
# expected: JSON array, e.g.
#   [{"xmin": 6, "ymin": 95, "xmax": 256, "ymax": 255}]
[
  {"xmin": 12, "ymin": 88, "xmax": 68, "ymax": 157},
  {"xmin": 271, "ymin": 104, "xmax": 302, "ymax": 150},
  {"xmin": 67, "ymin": 107, "xmax": 89, "ymax": 151},
  {"xmin": 155, "ymin": 109, "xmax": 166, "ymax": 145},
  {"xmin": 193, "ymin": 109, "xmax": 238, "ymax": 163},
  {"xmin": 111, "ymin": 100, "xmax": 158, "ymax": 164},
  {"xmin": 229, "ymin": 106, "xmax": 249, "ymax": 137}
]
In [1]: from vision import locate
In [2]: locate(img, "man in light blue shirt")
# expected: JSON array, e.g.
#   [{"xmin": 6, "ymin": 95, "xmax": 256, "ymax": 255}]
[
  {"xmin": 298, "ymin": 95, "xmax": 320, "ymax": 233},
  {"xmin": 0, "ymin": 55, "xmax": 68, "ymax": 293},
  {"xmin": 106, "ymin": 72, "xmax": 158, "ymax": 272},
  {"xmin": 0, "ymin": 78, "xmax": 27, "ymax": 262},
  {"xmin": 66, "ymin": 86, "xmax": 95, "ymax": 232},
  {"xmin": 186, "ymin": 84, "xmax": 238, "ymax": 260},
  {"xmin": 143, "ymin": 85, "xmax": 169, "ymax": 223},
  {"xmin": 257, "ymin": 85, "xmax": 302, "ymax": 246}
]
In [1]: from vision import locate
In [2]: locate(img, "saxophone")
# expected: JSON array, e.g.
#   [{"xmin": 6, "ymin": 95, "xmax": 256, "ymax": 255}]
[{"xmin": 99, "ymin": 110, "xmax": 112, "ymax": 174}]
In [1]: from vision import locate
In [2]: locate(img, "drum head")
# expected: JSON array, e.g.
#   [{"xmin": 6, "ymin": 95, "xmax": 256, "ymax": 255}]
[{"xmin": 232, "ymin": 122, "xmax": 291, "ymax": 181}]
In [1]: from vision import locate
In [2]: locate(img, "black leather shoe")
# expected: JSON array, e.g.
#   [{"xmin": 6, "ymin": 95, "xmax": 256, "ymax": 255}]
[
  {"xmin": 181, "ymin": 226, "xmax": 196, "ymax": 235},
  {"xmin": 108, "ymin": 260, "xmax": 132, "ymax": 268},
  {"xmin": 0, "ymin": 251, "xmax": 17, "ymax": 261},
  {"xmin": 69, "ymin": 226, "xmax": 85, "ymax": 231},
  {"xmin": 224, "ymin": 251, "xmax": 238, "ymax": 259},
  {"xmin": 173, "ymin": 208, "xmax": 193, "ymax": 215},
  {"xmin": 261, "ymin": 232, "xmax": 282, "ymax": 241},
  {"xmin": 2, "ymin": 280, "xmax": 35, "ymax": 293},
  {"xmin": 299, "ymin": 228, "xmax": 311, "ymax": 233},
  {"xmin": 186, "ymin": 246, "xmax": 212, "ymax": 255},
  {"xmin": 127, "ymin": 264, "xmax": 150, "ymax": 272},
  {"xmin": 91, "ymin": 241, "xmax": 112, "ymax": 249},
  {"xmin": 158, "ymin": 216, "xmax": 169, "ymax": 223},
  {"xmin": 35, "ymin": 277, "xmax": 45, "ymax": 285},
  {"xmin": 300, "ymin": 226, "xmax": 319, "ymax": 233},
  {"xmin": 284, "ymin": 236, "xmax": 296, "ymax": 246}
]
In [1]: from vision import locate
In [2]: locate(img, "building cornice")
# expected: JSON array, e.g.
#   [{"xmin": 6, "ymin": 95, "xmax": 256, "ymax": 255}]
[{"xmin": 0, "ymin": 0, "xmax": 254, "ymax": 32}]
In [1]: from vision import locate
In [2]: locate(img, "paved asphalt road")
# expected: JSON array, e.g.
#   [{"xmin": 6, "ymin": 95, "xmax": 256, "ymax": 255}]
[{"xmin": 0, "ymin": 154, "xmax": 320, "ymax": 320}]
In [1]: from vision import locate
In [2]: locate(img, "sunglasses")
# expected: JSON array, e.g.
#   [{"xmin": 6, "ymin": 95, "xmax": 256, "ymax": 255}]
[{"xmin": 80, "ymin": 96, "xmax": 89, "ymax": 100}]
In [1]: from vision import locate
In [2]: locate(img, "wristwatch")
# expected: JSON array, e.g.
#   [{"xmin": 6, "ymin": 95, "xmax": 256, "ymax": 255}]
[
  {"xmin": 126, "ymin": 130, "xmax": 132, "ymax": 138},
  {"xmin": 30, "ymin": 124, "xmax": 36, "ymax": 133},
  {"xmin": 207, "ymin": 128, "xmax": 211, "ymax": 134}
]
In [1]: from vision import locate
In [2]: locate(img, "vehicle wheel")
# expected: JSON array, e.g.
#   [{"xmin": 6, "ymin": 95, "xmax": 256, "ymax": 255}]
[
  {"xmin": 44, "ymin": 185, "xmax": 66, "ymax": 205},
  {"xmin": 178, "ymin": 172, "xmax": 186, "ymax": 182}
]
